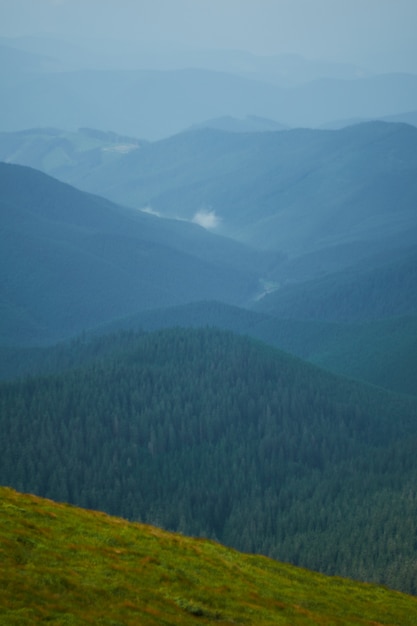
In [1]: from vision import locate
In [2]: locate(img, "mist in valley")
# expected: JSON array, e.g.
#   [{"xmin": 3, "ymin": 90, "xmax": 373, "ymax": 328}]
[{"xmin": 1, "ymin": 0, "xmax": 417, "ymax": 603}]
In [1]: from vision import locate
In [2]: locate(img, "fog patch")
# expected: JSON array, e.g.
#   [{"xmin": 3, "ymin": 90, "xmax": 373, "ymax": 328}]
[
  {"xmin": 140, "ymin": 206, "xmax": 161, "ymax": 217},
  {"xmin": 192, "ymin": 209, "xmax": 221, "ymax": 230}
]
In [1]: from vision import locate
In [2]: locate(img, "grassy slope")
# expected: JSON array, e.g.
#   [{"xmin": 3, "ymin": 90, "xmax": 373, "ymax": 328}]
[
  {"xmin": 2, "ymin": 327, "xmax": 417, "ymax": 593},
  {"xmin": 1, "ymin": 486, "xmax": 417, "ymax": 626}
]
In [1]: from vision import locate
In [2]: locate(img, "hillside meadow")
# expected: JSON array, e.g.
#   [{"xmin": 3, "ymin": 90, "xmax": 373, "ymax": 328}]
[{"xmin": 2, "ymin": 486, "xmax": 417, "ymax": 625}]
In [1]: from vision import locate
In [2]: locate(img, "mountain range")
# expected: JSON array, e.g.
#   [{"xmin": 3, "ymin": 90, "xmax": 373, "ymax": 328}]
[
  {"xmin": 1, "ymin": 96, "xmax": 417, "ymax": 601},
  {"xmin": 2, "ymin": 121, "xmax": 416, "ymax": 290},
  {"xmin": 57, "ymin": 122, "xmax": 417, "ymax": 260},
  {"xmin": 1, "ymin": 122, "xmax": 416, "ymax": 389},
  {"xmin": 2, "ymin": 35, "xmax": 417, "ymax": 138},
  {"xmin": 0, "ymin": 161, "xmax": 269, "ymax": 345},
  {"xmin": 0, "ymin": 36, "xmax": 372, "ymax": 83}
]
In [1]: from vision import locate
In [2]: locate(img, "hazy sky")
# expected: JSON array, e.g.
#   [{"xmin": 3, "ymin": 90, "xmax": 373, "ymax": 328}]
[{"xmin": 1, "ymin": 0, "xmax": 417, "ymax": 73}]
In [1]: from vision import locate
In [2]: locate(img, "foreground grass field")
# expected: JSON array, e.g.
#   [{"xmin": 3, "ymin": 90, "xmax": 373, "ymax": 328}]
[{"xmin": 1, "ymin": 486, "xmax": 417, "ymax": 625}]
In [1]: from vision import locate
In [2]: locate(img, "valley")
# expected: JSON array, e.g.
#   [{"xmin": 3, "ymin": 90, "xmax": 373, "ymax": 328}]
[
  {"xmin": 1, "ymin": 120, "xmax": 417, "ymax": 599},
  {"xmin": 1, "ymin": 14, "xmax": 417, "ymax": 620}
]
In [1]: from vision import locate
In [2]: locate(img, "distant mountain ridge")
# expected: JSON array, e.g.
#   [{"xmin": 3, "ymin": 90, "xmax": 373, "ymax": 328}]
[
  {"xmin": 42, "ymin": 121, "xmax": 416, "ymax": 287},
  {"xmin": 0, "ymin": 36, "xmax": 372, "ymax": 84},
  {"xmin": 0, "ymin": 162, "xmax": 265, "ymax": 345},
  {"xmin": 0, "ymin": 126, "xmax": 145, "ymax": 183},
  {"xmin": 1, "ymin": 53, "xmax": 417, "ymax": 138},
  {"xmin": 1, "ymin": 122, "xmax": 417, "ymax": 343},
  {"xmin": 188, "ymin": 114, "xmax": 289, "ymax": 133},
  {"xmin": 4, "ymin": 122, "xmax": 416, "ymax": 265}
]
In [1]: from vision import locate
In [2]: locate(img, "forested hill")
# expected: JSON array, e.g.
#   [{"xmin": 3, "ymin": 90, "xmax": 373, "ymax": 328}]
[
  {"xmin": 254, "ymin": 244, "xmax": 417, "ymax": 322},
  {"xmin": 3, "ymin": 486, "xmax": 417, "ymax": 625},
  {"xmin": 2, "ymin": 327, "xmax": 417, "ymax": 593},
  {"xmin": 2, "ymin": 302, "xmax": 417, "ymax": 398}
]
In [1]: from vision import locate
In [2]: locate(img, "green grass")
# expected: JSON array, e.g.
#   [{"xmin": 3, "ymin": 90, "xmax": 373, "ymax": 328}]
[{"xmin": 1, "ymin": 487, "xmax": 417, "ymax": 625}]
